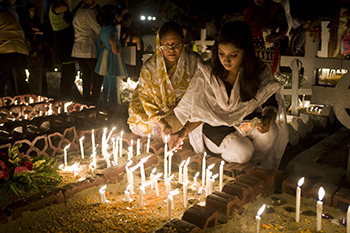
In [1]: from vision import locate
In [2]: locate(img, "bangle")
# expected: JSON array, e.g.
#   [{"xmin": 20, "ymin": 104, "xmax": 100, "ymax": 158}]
[{"xmin": 182, "ymin": 127, "xmax": 190, "ymax": 137}]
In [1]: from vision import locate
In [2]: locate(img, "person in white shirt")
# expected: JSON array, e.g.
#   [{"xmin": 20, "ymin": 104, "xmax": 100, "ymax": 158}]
[{"xmin": 72, "ymin": 0, "xmax": 102, "ymax": 104}]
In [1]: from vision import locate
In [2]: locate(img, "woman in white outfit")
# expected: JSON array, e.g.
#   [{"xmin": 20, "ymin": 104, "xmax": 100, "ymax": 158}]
[{"xmin": 169, "ymin": 21, "xmax": 288, "ymax": 170}]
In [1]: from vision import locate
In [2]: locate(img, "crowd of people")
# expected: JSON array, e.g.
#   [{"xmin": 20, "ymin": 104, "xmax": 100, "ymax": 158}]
[{"xmin": 1, "ymin": 0, "xmax": 349, "ymax": 169}]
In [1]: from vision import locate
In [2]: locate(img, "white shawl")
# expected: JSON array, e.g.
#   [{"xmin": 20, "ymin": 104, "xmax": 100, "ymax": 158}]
[{"xmin": 174, "ymin": 62, "xmax": 289, "ymax": 169}]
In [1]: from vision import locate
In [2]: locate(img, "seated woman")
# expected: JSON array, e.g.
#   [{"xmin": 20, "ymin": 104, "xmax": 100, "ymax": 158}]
[
  {"xmin": 127, "ymin": 21, "xmax": 202, "ymax": 142},
  {"xmin": 169, "ymin": 21, "xmax": 288, "ymax": 170}
]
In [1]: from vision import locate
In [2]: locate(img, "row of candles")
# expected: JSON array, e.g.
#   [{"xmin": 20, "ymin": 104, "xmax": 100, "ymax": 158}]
[{"xmin": 256, "ymin": 177, "xmax": 350, "ymax": 233}]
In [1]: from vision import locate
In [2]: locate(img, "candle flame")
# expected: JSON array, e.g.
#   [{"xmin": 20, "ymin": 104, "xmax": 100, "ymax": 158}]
[
  {"xmin": 318, "ymin": 187, "xmax": 325, "ymax": 201},
  {"xmin": 79, "ymin": 136, "xmax": 85, "ymax": 141},
  {"xmin": 207, "ymin": 163, "xmax": 215, "ymax": 170},
  {"xmin": 198, "ymin": 187, "xmax": 203, "ymax": 195},
  {"xmin": 221, "ymin": 160, "xmax": 225, "ymax": 166},
  {"xmin": 167, "ymin": 174, "xmax": 174, "ymax": 181},
  {"xmin": 148, "ymin": 134, "xmax": 151, "ymax": 139},
  {"xmin": 195, "ymin": 172, "xmax": 199, "ymax": 178},
  {"xmin": 211, "ymin": 173, "xmax": 219, "ymax": 179},
  {"xmin": 169, "ymin": 189, "xmax": 180, "ymax": 196},
  {"xmin": 257, "ymin": 204, "xmax": 266, "ymax": 216},
  {"xmin": 155, "ymin": 173, "xmax": 163, "ymax": 179},
  {"xmin": 99, "ymin": 185, "xmax": 107, "ymax": 193},
  {"xmin": 126, "ymin": 184, "xmax": 131, "ymax": 191},
  {"xmin": 184, "ymin": 157, "xmax": 190, "ymax": 167},
  {"xmin": 130, "ymin": 139, "xmax": 133, "ymax": 145},
  {"xmin": 126, "ymin": 160, "xmax": 133, "ymax": 167},
  {"xmin": 64, "ymin": 144, "xmax": 70, "ymax": 150},
  {"xmin": 152, "ymin": 167, "xmax": 156, "ymax": 174},
  {"xmin": 180, "ymin": 160, "xmax": 186, "ymax": 167},
  {"xmin": 298, "ymin": 177, "xmax": 305, "ymax": 187},
  {"xmin": 120, "ymin": 130, "xmax": 124, "ymax": 137},
  {"xmin": 203, "ymin": 152, "xmax": 207, "ymax": 158},
  {"xmin": 141, "ymin": 155, "xmax": 151, "ymax": 163}
]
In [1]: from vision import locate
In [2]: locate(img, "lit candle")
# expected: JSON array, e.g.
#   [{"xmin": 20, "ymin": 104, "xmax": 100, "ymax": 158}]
[
  {"xmin": 316, "ymin": 187, "xmax": 325, "ymax": 232},
  {"xmin": 119, "ymin": 130, "xmax": 123, "ymax": 157},
  {"xmin": 125, "ymin": 160, "xmax": 134, "ymax": 194},
  {"xmin": 150, "ymin": 168, "xmax": 156, "ymax": 190},
  {"xmin": 165, "ymin": 174, "xmax": 174, "ymax": 194},
  {"xmin": 128, "ymin": 139, "xmax": 133, "ymax": 160},
  {"xmin": 206, "ymin": 164, "xmax": 215, "ymax": 196},
  {"xmin": 140, "ymin": 155, "xmax": 151, "ymax": 184},
  {"xmin": 136, "ymin": 138, "xmax": 141, "ymax": 156},
  {"xmin": 79, "ymin": 136, "xmax": 85, "ymax": 159},
  {"xmin": 146, "ymin": 134, "xmax": 151, "ymax": 153},
  {"xmin": 209, "ymin": 174, "xmax": 218, "ymax": 195},
  {"xmin": 164, "ymin": 135, "xmax": 168, "ymax": 180},
  {"xmin": 167, "ymin": 190, "xmax": 180, "ymax": 220},
  {"xmin": 296, "ymin": 177, "xmax": 305, "ymax": 222},
  {"xmin": 193, "ymin": 172, "xmax": 199, "ymax": 188},
  {"xmin": 123, "ymin": 184, "xmax": 132, "ymax": 203},
  {"xmin": 112, "ymin": 137, "xmax": 118, "ymax": 165},
  {"xmin": 139, "ymin": 184, "xmax": 145, "ymax": 206},
  {"xmin": 102, "ymin": 128, "xmax": 107, "ymax": 159},
  {"xmin": 92, "ymin": 129, "xmax": 96, "ymax": 155},
  {"xmin": 219, "ymin": 160, "xmax": 224, "ymax": 191},
  {"xmin": 106, "ymin": 127, "xmax": 115, "ymax": 145},
  {"xmin": 99, "ymin": 185, "xmax": 107, "ymax": 204},
  {"xmin": 89, "ymin": 159, "xmax": 96, "ymax": 176},
  {"xmin": 178, "ymin": 160, "xmax": 185, "ymax": 183},
  {"xmin": 168, "ymin": 152, "xmax": 174, "ymax": 177},
  {"xmin": 72, "ymin": 162, "xmax": 80, "ymax": 177},
  {"xmin": 347, "ymin": 205, "xmax": 350, "ymax": 233},
  {"xmin": 105, "ymin": 152, "xmax": 111, "ymax": 168},
  {"xmin": 154, "ymin": 173, "xmax": 162, "ymax": 196},
  {"xmin": 202, "ymin": 152, "xmax": 206, "ymax": 187},
  {"xmin": 183, "ymin": 179, "xmax": 189, "ymax": 208},
  {"xmin": 256, "ymin": 204, "xmax": 266, "ymax": 233},
  {"xmin": 183, "ymin": 157, "xmax": 190, "ymax": 183},
  {"xmin": 64, "ymin": 144, "xmax": 70, "ymax": 167}
]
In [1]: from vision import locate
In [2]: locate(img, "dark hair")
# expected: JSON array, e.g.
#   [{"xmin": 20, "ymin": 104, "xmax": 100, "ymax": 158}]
[
  {"xmin": 211, "ymin": 20, "xmax": 262, "ymax": 102},
  {"xmin": 158, "ymin": 21, "xmax": 184, "ymax": 41},
  {"xmin": 100, "ymin": 4, "xmax": 116, "ymax": 26}
]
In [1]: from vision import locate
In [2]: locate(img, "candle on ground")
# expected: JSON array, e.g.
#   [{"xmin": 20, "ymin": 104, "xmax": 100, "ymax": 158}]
[
  {"xmin": 154, "ymin": 173, "xmax": 162, "ymax": 196},
  {"xmin": 183, "ymin": 157, "xmax": 190, "ymax": 183},
  {"xmin": 206, "ymin": 164, "xmax": 215, "ymax": 196},
  {"xmin": 106, "ymin": 127, "xmax": 115, "ymax": 144},
  {"xmin": 347, "ymin": 205, "xmax": 350, "ymax": 233},
  {"xmin": 64, "ymin": 144, "xmax": 70, "ymax": 167},
  {"xmin": 92, "ymin": 129, "xmax": 96, "ymax": 155},
  {"xmin": 219, "ymin": 160, "xmax": 224, "ymax": 191},
  {"xmin": 99, "ymin": 185, "xmax": 108, "ymax": 204},
  {"xmin": 125, "ymin": 160, "xmax": 134, "ymax": 194},
  {"xmin": 256, "ymin": 204, "xmax": 266, "ymax": 233},
  {"xmin": 202, "ymin": 152, "xmax": 207, "ymax": 187},
  {"xmin": 183, "ymin": 179, "xmax": 189, "ymax": 208},
  {"xmin": 316, "ymin": 186, "xmax": 325, "ymax": 232},
  {"xmin": 89, "ymin": 159, "xmax": 96, "ymax": 176},
  {"xmin": 79, "ymin": 136, "xmax": 85, "ymax": 159},
  {"xmin": 209, "ymin": 174, "xmax": 218, "ymax": 195},
  {"xmin": 165, "ymin": 174, "xmax": 174, "ymax": 194},
  {"xmin": 102, "ymin": 127, "xmax": 107, "ymax": 159},
  {"xmin": 168, "ymin": 152, "xmax": 174, "ymax": 176},
  {"xmin": 136, "ymin": 138, "xmax": 141, "ymax": 156},
  {"xmin": 150, "ymin": 168, "xmax": 156, "ymax": 189},
  {"xmin": 146, "ymin": 134, "xmax": 151, "ymax": 153},
  {"xmin": 123, "ymin": 184, "xmax": 132, "ymax": 203},
  {"xmin": 139, "ymin": 184, "xmax": 145, "ymax": 206},
  {"xmin": 167, "ymin": 190, "xmax": 180, "ymax": 220},
  {"xmin": 112, "ymin": 137, "xmax": 118, "ymax": 165},
  {"xmin": 119, "ymin": 130, "xmax": 123, "ymax": 157},
  {"xmin": 164, "ymin": 135, "xmax": 168, "ymax": 180},
  {"xmin": 296, "ymin": 177, "xmax": 305, "ymax": 222},
  {"xmin": 193, "ymin": 172, "xmax": 199, "ymax": 188},
  {"xmin": 140, "ymin": 155, "xmax": 151, "ymax": 184},
  {"xmin": 178, "ymin": 160, "xmax": 185, "ymax": 183},
  {"xmin": 128, "ymin": 139, "xmax": 134, "ymax": 160}
]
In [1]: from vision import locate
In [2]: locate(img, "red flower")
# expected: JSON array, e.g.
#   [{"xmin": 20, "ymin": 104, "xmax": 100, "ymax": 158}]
[
  {"xmin": 20, "ymin": 161, "xmax": 33, "ymax": 171},
  {"xmin": 0, "ymin": 160, "xmax": 10, "ymax": 180},
  {"xmin": 15, "ymin": 166, "xmax": 29, "ymax": 174}
]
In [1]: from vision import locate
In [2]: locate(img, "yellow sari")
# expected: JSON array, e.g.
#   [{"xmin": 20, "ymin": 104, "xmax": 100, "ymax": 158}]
[{"xmin": 127, "ymin": 36, "xmax": 202, "ymax": 137}]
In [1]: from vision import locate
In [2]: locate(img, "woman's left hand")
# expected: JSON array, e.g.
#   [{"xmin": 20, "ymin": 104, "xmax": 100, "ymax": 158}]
[{"xmin": 256, "ymin": 117, "xmax": 271, "ymax": 134}]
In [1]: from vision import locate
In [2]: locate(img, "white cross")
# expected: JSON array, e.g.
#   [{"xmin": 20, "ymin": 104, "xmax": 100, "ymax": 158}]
[{"xmin": 195, "ymin": 29, "xmax": 214, "ymax": 55}]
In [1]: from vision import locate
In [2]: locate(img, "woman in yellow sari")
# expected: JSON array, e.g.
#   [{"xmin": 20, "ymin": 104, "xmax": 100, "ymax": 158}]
[{"xmin": 128, "ymin": 21, "xmax": 202, "ymax": 141}]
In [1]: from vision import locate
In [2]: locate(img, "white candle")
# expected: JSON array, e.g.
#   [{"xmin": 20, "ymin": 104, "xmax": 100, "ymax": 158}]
[
  {"xmin": 164, "ymin": 136, "xmax": 168, "ymax": 180},
  {"xmin": 128, "ymin": 139, "xmax": 134, "ymax": 160},
  {"xmin": 167, "ymin": 190, "xmax": 180, "ymax": 220},
  {"xmin": 193, "ymin": 172, "xmax": 199, "ymax": 188},
  {"xmin": 150, "ymin": 168, "xmax": 156, "ymax": 189},
  {"xmin": 92, "ymin": 129, "xmax": 96, "ymax": 155},
  {"xmin": 154, "ymin": 173, "xmax": 162, "ymax": 196},
  {"xmin": 64, "ymin": 144, "xmax": 70, "ymax": 167},
  {"xmin": 106, "ymin": 127, "xmax": 115, "ymax": 144},
  {"xmin": 168, "ymin": 152, "xmax": 174, "ymax": 176},
  {"xmin": 136, "ymin": 138, "xmax": 141, "ymax": 156},
  {"xmin": 99, "ymin": 185, "xmax": 107, "ymax": 204},
  {"xmin": 178, "ymin": 160, "xmax": 185, "ymax": 183},
  {"xmin": 146, "ymin": 134, "xmax": 151, "ymax": 153},
  {"xmin": 206, "ymin": 164, "xmax": 215, "ymax": 196},
  {"xmin": 316, "ymin": 187, "xmax": 325, "ymax": 232},
  {"xmin": 139, "ymin": 184, "xmax": 145, "ymax": 206},
  {"xmin": 347, "ymin": 205, "xmax": 350, "ymax": 233},
  {"xmin": 219, "ymin": 160, "xmax": 224, "ymax": 191},
  {"xmin": 123, "ymin": 184, "xmax": 132, "ymax": 203},
  {"xmin": 209, "ymin": 174, "xmax": 218, "ymax": 195},
  {"xmin": 139, "ymin": 155, "xmax": 151, "ymax": 184},
  {"xmin": 119, "ymin": 130, "xmax": 123, "ymax": 157},
  {"xmin": 79, "ymin": 136, "xmax": 85, "ymax": 159},
  {"xmin": 165, "ymin": 174, "xmax": 174, "ymax": 194},
  {"xmin": 102, "ymin": 127, "xmax": 107, "ymax": 158},
  {"xmin": 183, "ymin": 157, "xmax": 190, "ymax": 183},
  {"xmin": 89, "ymin": 159, "xmax": 96, "ymax": 176},
  {"xmin": 202, "ymin": 152, "xmax": 206, "ymax": 187},
  {"xmin": 296, "ymin": 177, "xmax": 305, "ymax": 222},
  {"xmin": 112, "ymin": 137, "xmax": 118, "ymax": 165},
  {"xmin": 125, "ymin": 161, "xmax": 134, "ymax": 194},
  {"xmin": 256, "ymin": 204, "xmax": 266, "ymax": 233},
  {"xmin": 183, "ymin": 179, "xmax": 189, "ymax": 208}
]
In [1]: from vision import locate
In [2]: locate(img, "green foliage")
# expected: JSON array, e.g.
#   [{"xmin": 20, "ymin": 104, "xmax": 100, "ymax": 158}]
[{"xmin": 0, "ymin": 144, "xmax": 62, "ymax": 200}]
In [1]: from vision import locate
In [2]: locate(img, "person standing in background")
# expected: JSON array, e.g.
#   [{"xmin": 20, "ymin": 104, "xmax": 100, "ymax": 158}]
[
  {"xmin": 72, "ymin": 0, "xmax": 102, "ymax": 104},
  {"xmin": 49, "ymin": 0, "xmax": 79, "ymax": 100}
]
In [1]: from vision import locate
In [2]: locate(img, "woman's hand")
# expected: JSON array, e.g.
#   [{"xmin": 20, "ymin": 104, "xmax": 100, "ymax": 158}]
[{"xmin": 169, "ymin": 128, "xmax": 188, "ymax": 151}]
